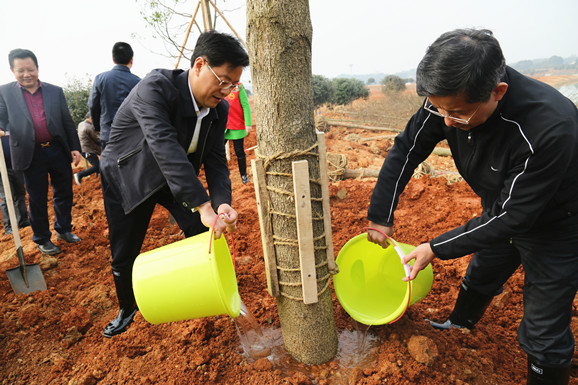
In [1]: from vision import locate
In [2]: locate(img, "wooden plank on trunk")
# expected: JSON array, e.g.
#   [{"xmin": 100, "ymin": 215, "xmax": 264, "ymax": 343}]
[
  {"xmin": 251, "ymin": 159, "xmax": 279, "ymax": 297},
  {"xmin": 316, "ymin": 132, "xmax": 338, "ymax": 273},
  {"xmin": 292, "ymin": 160, "xmax": 318, "ymax": 304}
]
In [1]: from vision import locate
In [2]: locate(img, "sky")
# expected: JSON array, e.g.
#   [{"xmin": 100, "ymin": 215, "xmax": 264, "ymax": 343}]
[{"xmin": 0, "ymin": 0, "xmax": 577, "ymax": 87}]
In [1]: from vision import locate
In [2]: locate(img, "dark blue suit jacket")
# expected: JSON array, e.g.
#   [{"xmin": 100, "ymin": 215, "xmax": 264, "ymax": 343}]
[
  {"xmin": 0, "ymin": 81, "xmax": 81, "ymax": 171},
  {"xmin": 88, "ymin": 65, "xmax": 140, "ymax": 142},
  {"xmin": 100, "ymin": 69, "xmax": 231, "ymax": 214}
]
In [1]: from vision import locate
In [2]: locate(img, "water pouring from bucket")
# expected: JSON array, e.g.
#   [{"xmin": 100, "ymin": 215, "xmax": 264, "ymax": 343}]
[
  {"xmin": 132, "ymin": 225, "xmax": 241, "ymax": 325},
  {"xmin": 333, "ymin": 229, "xmax": 433, "ymax": 325}
]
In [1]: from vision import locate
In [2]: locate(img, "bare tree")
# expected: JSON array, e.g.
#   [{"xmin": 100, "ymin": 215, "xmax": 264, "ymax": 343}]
[{"xmin": 247, "ymin": 0, "xmax": 338, "ymax": 365}]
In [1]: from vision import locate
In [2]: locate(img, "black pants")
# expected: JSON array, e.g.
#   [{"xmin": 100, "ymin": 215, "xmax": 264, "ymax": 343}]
[
  {"xmin": 22, "ymin": 143, "xmax": 74, "ymax": 244},
  {"xmin": 463, "ymin": 226, "xmax": 578, "ymax": 367},
  {"xmin": 0, "ymin": 168, "xmax": 28, "ymax": 230},
  {"xmin": 226, "ymin": 138, "xmax": 247, "ymax": 176},
  {"xmin": 76, "ymin": 152, "xmax": 100, "ymax": 181},
  {"xmin": 101, "ymin": 173, "xmax": 207, "ymax": 272}
]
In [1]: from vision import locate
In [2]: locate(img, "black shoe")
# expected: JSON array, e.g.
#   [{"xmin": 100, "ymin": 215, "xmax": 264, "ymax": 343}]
[
  {"xmin": 103, "ymin": 306, "xmax": 138, "ymax": 338},
  {"xmin": 241, "ymin": 175, "xmax": 250, "ymax": 184},
  {"xmin": 56, "ymin": 232, "xmax": 81, "ymax": 243},
  {"xmin": 4, "ymin": 227, "xmax": 12, "ymax": 235},
  {"xmin": 38, "ymin": 241, "xmax": 61, "ymax": 255},
  {"xmin": 18, "ymin": 220, "xmax": 30, "ymax": 229}
]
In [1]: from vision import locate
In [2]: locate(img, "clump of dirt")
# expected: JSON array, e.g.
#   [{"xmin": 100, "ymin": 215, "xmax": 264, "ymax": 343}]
[{"xmin": 1, "ymin": 103, "xmax": 577, "ymax": 384}]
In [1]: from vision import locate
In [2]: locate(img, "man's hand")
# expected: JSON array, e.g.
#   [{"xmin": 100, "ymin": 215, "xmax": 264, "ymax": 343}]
[
  {"xmin": 71, "ymin": 150, "xmax": 82, "ymax": 166},
  {"xmin": 0, "ymin": 130, "xmax": 6, "ymax": 137},
  {"xmin": 197, "ymin": 202, "xmax": 238, "ymax": 239},
  {"xmin": 217, "ymin": 203, "xmax": 238, "ymax": 234},
  {"xmin": 401, "ymin": 242, "xmax": 436, "ymax": 281},
  {"xmin": 366, "ymin": 222, "xmax": 394, "ymax": 249},
  {"xmin": 245, "ymin": 125, "xmax": 252, "ymax": 133}
]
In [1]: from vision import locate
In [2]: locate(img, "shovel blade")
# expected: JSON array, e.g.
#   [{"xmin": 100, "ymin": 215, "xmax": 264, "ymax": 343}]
[{"xmin": 6, "ymin": 264, "xmax": 47, "ymax": 294}]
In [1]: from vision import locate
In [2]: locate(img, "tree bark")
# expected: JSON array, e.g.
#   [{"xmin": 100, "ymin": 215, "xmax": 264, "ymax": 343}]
[{"xmin": 247, "ymin": 0, "xmax": 338, "ymax": 365}]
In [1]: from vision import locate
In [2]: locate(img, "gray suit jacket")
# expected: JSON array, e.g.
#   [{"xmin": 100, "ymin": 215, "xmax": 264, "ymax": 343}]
[
  {"xmin": 0, "ymin": 81, "xmax": 81, "ymax": 171},
  {"xmin": 100, "ymin": 69, "xmax": 231, "ymax": 214}
]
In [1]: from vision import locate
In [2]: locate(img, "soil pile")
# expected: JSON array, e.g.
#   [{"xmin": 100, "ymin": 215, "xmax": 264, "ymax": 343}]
[{"xmin": 1, "ymin": 117, "xmax": 577, "ymax": 384}]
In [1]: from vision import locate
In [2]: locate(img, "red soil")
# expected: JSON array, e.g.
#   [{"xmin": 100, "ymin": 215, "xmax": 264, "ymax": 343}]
[{"xmin": 0, "ymin": 126, "xmax": 576, "ymax": 385}]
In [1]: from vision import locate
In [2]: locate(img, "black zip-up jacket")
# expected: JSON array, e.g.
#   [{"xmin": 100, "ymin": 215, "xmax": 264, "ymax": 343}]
[{"xmin": 368, "ymin": 67, "xmax": 578, "ymax": 259}]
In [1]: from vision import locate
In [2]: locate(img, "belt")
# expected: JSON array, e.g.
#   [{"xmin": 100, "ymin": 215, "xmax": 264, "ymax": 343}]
[{"xmin": 37, "ymin": 141, "xmax": 54, "ymax": 148}]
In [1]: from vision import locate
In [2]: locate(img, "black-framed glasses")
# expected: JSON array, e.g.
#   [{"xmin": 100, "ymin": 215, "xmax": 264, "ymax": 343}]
[
  {"xmin": 205, "ymin": 61, "xmax": 240, "ymax": 92},
  {"xmin": 423, "ymin": 97, "xmax": 481, "ymax": 125}
]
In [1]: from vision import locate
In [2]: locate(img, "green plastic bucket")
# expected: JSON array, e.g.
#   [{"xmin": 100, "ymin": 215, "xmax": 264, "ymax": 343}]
[
  {"xmin": 334, "ymin": 233, "xmax": 433, "ymax": 325},
  {"xmin": 132, "ymin": 230, "xmax": 240, "ymax": 324}
]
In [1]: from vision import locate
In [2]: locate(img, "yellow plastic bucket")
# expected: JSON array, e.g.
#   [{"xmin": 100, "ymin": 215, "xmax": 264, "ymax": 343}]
[
  {"xmin": 132, "ymin": 230, "xmax": 240, "ymax": 324},
  {"xmin": 334, "ymin": 233, "xmax": 433, "ymax": 325}
]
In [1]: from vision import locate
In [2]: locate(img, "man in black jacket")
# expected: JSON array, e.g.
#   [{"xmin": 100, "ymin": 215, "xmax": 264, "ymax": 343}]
[
  {"xmin": 367, "ymin": 29, "xmax": 578, "ymax": 384},
  {"xmin": 99, "ymin": 31, "xmax": 248, "ymax": 338}
]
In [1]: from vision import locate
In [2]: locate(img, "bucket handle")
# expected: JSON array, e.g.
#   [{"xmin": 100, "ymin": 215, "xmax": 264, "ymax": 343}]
[
  {"xmin": 208, "ymin": 214, "xmax": 237, "ymax": 271},
  {"xmin": 361, "ymin": 227, "xmax": 412, "ymax": 324}
]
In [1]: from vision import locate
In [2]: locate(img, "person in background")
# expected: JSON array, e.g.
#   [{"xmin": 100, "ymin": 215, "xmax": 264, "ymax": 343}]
[
  {"xmin": 366, "ymin": 29, "xmax": 578, "ymax": 385},
  {"xmin": 99, "ymin": 31, "xmax": 249, "ymax": 338},
  {"xmin": 88, "ymin": 42, "xmax": 140, "ymax": 150},
  {"xmin": 0, "ymin": 132, "xmax": 29, "ymax": 235},
  {"xmin": 74, "ymin": 112, "xmax": 101, "ymax": 185},
  {"xmin": 0, "ymin": 49, "xmax": 83, "ymax": 255},
  {"xmin": 224, "ymin": 82, "xmax": 252, "ymax": 184}
]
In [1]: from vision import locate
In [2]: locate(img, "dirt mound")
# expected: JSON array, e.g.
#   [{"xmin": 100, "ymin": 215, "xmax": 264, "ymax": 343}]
[{"xmin": 1, "ymin": 123, "xmax": 576, "ymax": 384}]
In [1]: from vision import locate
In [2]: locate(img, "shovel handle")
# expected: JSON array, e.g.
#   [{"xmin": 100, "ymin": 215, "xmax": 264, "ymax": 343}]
[{"xmin": 0, "ymin": 136, "xmax": 24, "ymax": 252}]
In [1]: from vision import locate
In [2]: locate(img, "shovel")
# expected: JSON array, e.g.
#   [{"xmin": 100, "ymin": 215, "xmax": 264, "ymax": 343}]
[{"xmin": 0, "ymin": 134, "xmax": 47, "ymax": 294}]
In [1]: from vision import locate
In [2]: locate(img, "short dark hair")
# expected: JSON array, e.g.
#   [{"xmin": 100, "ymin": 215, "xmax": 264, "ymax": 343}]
[
  {"xmin": 112, "ymin": 42, "xmax": 134, "ymax": 65},
  {"xmin": 190, "ymin": 31, "xmax": 249, "ymax": 69},
  {"xmin": 8, "ymin": 49, "xmax": 38, "ymax": 69},
  {"xmin": 416, "ymin": 29, "xmax": 506, "ymax": 103}
]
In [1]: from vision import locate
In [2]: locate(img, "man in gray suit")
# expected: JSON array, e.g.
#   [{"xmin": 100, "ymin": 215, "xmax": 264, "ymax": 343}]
[{"xmin": 0, "ymin": 49, "xmax": 82, "ymax": 255}]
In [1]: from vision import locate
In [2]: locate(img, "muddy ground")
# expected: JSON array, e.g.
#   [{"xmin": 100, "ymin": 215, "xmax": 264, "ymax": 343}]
[{"xmin": 1, "ymin": 85, "xmax": 577, "ymax": 384}]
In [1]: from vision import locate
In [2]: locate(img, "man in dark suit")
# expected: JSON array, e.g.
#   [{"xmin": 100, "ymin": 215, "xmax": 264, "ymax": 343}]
[
  {"xmin": 0, "ymin": 49, "xmax": 82, "ymax": 255},
  {"xmin": 99, "ymin": 31, "xmax": 249, "ymax": 338},
  {"xmin": 88, "ymin": 42, "xmax": 140, "ymax": 150}
]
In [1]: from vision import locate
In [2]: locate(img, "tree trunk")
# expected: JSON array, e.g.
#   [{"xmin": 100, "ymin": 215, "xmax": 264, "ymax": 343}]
[{"xmin": 247, "ymin": 0, "xmax": 338, "ymax": 365}]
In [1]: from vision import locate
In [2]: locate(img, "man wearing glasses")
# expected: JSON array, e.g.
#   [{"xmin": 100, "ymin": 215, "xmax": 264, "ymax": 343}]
[
  {"xmin": 98, "ymin": 31, "xmax": 249, "ymax": 339},
  {"xmin": 367, "ymin": 29, "xmax": 577, "ymax": 384}
]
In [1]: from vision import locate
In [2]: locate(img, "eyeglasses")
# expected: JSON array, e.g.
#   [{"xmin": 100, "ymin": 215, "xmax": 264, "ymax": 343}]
[
  {"xmin": 205, "ymin": 61, "xmax": 240, "ymax": 92},
  {"xmin": 423, "ymin": 97, "xmax": 481, "ymax": 125}
]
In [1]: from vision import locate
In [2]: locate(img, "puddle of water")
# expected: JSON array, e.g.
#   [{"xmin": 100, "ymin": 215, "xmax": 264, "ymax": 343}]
[{"xmin": 234, "ymin": 301, "xmax": 380, "ymax": 384}]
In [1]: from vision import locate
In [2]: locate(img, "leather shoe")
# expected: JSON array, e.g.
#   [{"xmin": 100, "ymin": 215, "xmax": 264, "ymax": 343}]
[
  {"xmin": 38, "ymin": 241, "xmax": 61, "ymax": 255},
  {"xmin": 103, "ymin": 306, "xmax": 138, "ymax": 338},
  {"xmin": 56, "ymin": 232, "xmax": 81, "ymax": 243},
  {"xmin": 4, "ymin": 227, "xmax": 12, "ymax": 235},
  {"xmin": 18, "ymin": 220, "xmax": 30, "ymax": 229}
]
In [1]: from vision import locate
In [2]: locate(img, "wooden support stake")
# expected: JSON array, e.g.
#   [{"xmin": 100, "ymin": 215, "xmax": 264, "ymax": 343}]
[
  {"xmin": 316, "ymin": 132, "xmax": 338, "ymax": 273},
  {"xmin": 251, "ymin": 159, "xmax": 279, "ymax": 297},
  {"xmin": 292, "ymin": 160, "xmax": 318, "ymax": 304}
]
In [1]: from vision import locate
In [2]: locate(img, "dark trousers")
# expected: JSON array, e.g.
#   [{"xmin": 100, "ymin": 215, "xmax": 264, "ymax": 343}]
[
  {"xmin": 227, "ymin": 138, "xmax": 247, "ymax": 176},
  {"xmin": 101, "ymin": 173, "xmax": 207, "ymax": 272},
  {"xmin": 76, "ymin": 152, "xmax": 100, "ymax": 181},
  {"xmin": 463, "ymin": 226, "xmax": 578, "ymax": 367},
  {"xmin": 0, "ymin": 168, "xmax": 28, "ymax": 230},
  {"xmin": 22, "ymin": 143, "xmax": 74, "ymax": 244}
]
